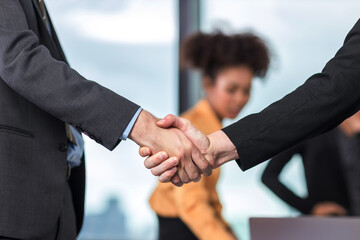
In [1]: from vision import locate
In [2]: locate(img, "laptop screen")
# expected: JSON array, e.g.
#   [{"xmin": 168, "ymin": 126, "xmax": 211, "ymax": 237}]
[{"xmin": 250, "ymin": 217, "xmax": 360, "ymax": 240}]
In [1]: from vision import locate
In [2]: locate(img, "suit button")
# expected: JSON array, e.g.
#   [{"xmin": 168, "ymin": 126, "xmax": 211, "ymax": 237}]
[{"xmin": 57, "ymin": 143, "xmax": 68, "ymax": 152}]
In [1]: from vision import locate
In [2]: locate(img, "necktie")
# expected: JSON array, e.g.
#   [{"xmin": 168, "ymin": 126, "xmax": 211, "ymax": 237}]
[
  {"xmin": 38, "ymin": 0, "xmax": 47, "ymax": 22},
  {"xmin": 37, "ymin": 0, "xmax": 77, "ymax": 145}
]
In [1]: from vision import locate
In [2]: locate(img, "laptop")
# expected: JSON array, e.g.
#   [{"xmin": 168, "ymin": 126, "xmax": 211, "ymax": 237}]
[{"xmin": 250, "ymin": 217, "xmax": 360, "ymax": 240}]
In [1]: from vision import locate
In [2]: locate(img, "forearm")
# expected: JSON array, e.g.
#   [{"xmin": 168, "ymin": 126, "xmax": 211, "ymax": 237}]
[{"xmin": 213, "ymin": 200, "xmax": 232, "ymax": 231}]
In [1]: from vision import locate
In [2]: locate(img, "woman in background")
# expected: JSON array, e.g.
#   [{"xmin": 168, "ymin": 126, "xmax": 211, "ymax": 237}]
[
  {"xmin": 149, "ymin": 32, "xmax": 270, "ymax": 240},
  {"xmin": 261, "ymin": 127, "xmax": 349, "ymax": 216},
  {"xmin": 261, "ymin": 111, "xmax": 360, "ymax": 216},
  {"xmin": 335, "ymin": 111, "xmax": 360, "ymax": 216}
]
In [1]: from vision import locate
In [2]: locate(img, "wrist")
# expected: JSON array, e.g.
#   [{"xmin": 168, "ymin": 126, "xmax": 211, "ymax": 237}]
[
  {"xmin": 129, "ymin": 110, "xmax": 158, "ymax": 146},
  {"xmin": 206, "ymin": 130, "xmax": 238, "ymax": 168}
]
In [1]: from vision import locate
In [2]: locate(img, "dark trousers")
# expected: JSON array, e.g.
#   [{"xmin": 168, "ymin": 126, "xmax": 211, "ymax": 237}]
[
  {"xmin": 157, "ymin": 215, "xmax": 198, "ymax": 240},
  {"xmin": 0, "ymin": 183, "xmax": 77, "ymax": 240}
]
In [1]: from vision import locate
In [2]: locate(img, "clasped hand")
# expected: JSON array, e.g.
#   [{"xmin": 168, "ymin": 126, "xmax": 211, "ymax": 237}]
[
  {"xmin": 130, "ymin": 111, "xmax": 237, "ymax": 186},
  {"xmin": 140, "ymin": 114, "xmax": 216, "ymax": 186}
]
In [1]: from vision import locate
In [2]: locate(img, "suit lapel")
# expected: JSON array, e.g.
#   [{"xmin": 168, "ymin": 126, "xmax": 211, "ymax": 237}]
[
  {"xmin": 30, "ymin": 0, "xmax": 67, "ymax": 63},
  {"xmin": 31, "ymin": 0, "xmax": 43, "ymax": 22},
  {"xmin": 46, "ymin": 6, "xmax": 69, "ymax": 64}
]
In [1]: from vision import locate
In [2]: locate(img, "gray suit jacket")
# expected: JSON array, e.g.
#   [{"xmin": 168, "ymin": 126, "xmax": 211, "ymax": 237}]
[{"xmin": 0, "ymin": 0, "xmax": 139, "ymax": 238}]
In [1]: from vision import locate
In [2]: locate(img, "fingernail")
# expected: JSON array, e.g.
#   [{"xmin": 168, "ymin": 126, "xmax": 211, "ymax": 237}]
[
  {"xmin": 157, "ymin": 119, "xmax": 165, "ymax": 124},
  {"xmin": 160, "ymin": 152, "xmax": 166, "ymax": 160},
  {"xmin": 171, "ymin": 157, "xmax": 178, "ymax": 164}
]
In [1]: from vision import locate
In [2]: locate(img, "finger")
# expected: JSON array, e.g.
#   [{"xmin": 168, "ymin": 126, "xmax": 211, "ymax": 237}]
[
  {"xmin": 156, "ymin": 114, "xmax": 177, "ymax": 128},
  {"xmin": 170, "ymin": 174, "xmax": 183, "ymax": 187},
  {"xmin": 177, "ymin": 160, "xmax": 191, "ymax": 184},
  {"xmin": 157, "ymin": 115, "xmax": 190, "ymax": 132},
  {"xmin": 174, "ymin": 136, "xmax": 201, "ymax": 183},
  {"xmin": 144, "ymin": 151, "xmax": 168, "ymax": 169},
  {"xmin": 150, "ymin": 157, "xmax": 179, "ymax": 176},
  {"xmin": 183, "ymin": 155, "xmax": 201, "ymax": 182},
  {"xmin": 178, "ymin": 170, "xmax": 191, "ymax": 184},
  {"xmin": 158, "ymin": 167, "xmax": 178, "ymax": 183},
  {"xmin": 193, "ymin": 170, "xmax": 201, "ymax": 182},
  {"xmin": 191, "ymin": 147, "xmax": 212, "ymax": 177},
  {"xmin": 139, "ymin": 147, "xmax": 152, "ymax": 157},
  {"xmin": 157, "ymin": 116, "xmax": 210, "ymax": 153}
]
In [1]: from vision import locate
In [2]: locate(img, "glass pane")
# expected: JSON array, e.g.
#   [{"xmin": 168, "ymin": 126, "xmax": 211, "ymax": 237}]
[
  {"xmin": 45, "ymin": 0, "xmax": 178, "ymax": 239},
  {"xmin": 201, "ymin": 1, "xmax": 360, "ymax": 239}
]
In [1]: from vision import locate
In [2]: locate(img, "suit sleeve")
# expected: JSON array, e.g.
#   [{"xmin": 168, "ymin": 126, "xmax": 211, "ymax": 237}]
[
  {"xmin": 223, "ymin": 18, "xmax": 360, "ymax": 170},
  {"xmin": 174, "ymin": 180, "xmax": 234, "ymax": 240},
  {"xmin": 0, "ymin": 1, "xmax": 139, "ymax": 150},
  {"xmin": 261, "ymin": 145, "xmax": 314, "ymax": 214}
]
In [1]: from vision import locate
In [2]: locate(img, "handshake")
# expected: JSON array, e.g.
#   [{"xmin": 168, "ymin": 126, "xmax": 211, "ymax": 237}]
[{"xmin": 129, "ymin": 110, "xmax": 239, "ymax": 186}]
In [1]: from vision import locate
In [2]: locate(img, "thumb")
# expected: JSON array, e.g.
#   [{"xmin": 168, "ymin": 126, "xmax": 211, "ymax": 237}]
[
  {"xmin": 156, "ymin": 114, "xmax": 184, "ymax": 129},
  {"xmin": 158, "ymin": 114, "xmax": 209, "ymax": 152},
  {"xmin": 139, "ymin": 147, "xmax": 152, "ymax": 157}
]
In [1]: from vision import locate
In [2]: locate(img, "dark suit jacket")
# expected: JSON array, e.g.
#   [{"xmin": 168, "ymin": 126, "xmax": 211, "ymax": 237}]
[
  {"xmin": 223, "ymin": 18, "xmax": 360, "ymax": 171},
  {"xmin": 0, "ymin": 1, "xmax": 139, "ymax": 238}
]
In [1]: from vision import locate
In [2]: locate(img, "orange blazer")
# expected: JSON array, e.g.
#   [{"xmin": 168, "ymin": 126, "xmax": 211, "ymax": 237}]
[{"xmin": 149, "ymin": 99, "xmax": 234, "ymax": 240}]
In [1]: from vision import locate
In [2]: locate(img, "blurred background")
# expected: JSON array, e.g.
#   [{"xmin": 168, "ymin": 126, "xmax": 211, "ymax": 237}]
[{"xmin": 44, "ymin": 0, "xmax": 360, "ymax": 239}]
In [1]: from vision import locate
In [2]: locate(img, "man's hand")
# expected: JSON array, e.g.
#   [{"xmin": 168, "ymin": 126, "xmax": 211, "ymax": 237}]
[
  {"xmin": 139, "ymin": 147, "xmax": 183, "ymax": 186},
  {"xmin": 139, "ymin": 114, "xmax": 239, "ymax": 185},
  {"xmin": 129, "ymin": 110, "xmax": 212, "ymax": 185}
]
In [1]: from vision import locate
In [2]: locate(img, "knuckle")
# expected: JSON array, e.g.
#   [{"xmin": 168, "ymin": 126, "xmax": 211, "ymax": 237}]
[
  {"xmin": 151, "ymin": 168, "xmax": 159, "ymax": 176},
  {"xmin": 201, "ymin": 162, "xmax": 210, "ymax": 171},
  {"xmin": 144, "ymin": 160, "xmax": 151, "ymax": 169},
  {"xmin": 158, "ymin": 177, "xmax": 168, "ymax": 183},
  {"xmin": 183, "ymin": 119, "xmax": 190, "ymax": 127},
  {"xmin": 153, "ymin": 154, "xmax": 161, "ymax": 164},
  {"xmin": 159, "ymin": 173, "xmax": 170, "ymax": 183},
  {"xmin": 171, "ymin": 178, "xmax": 179, "ymax": 185},
  {"xmin": 181, "ymin": 174, "xmax": 190, "ymax": 183},
  {"xmin": 165, "ymin": 171, "xmax": 173, "ymax": 179},
  {"xmin": 192, "ymin": 172, "xmax": 200, "ymax": 180},
  {"xmin": 205, "ymin": 167, "xmax": 212, "ymax": 176},
  {"xmin": 163, "ymin": 161, "xmax": 171, "ymax": 170},
  {"xmin": 193, "ymin": 175, "xmax": 201, "ymax": 182},
  {"xmin": 167, "ymin": 160, "xmax": 176, "ymax": 168},
  {"xmin": 178, "ymin": 152, "xmax": 187, "ymax": 162},
  {"xmin": 183, "ymin": 178, "xmax": 191, "ymax": 184},
  {"xmin": 162, "ymin": 172, "xmax": 173, "ymax": 181},
  {"xmin": 185, "ymin": 141, "xmax": 193, "ymax": 150}
]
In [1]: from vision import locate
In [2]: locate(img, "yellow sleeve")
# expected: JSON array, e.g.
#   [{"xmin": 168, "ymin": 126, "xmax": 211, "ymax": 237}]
[
  {"xmin": 174, "ymin": 179, "xmax": 235, "ymax": 240},
  {"xmin": 212, "ymin": 196, "xmax": 233, "ymax": 231}
]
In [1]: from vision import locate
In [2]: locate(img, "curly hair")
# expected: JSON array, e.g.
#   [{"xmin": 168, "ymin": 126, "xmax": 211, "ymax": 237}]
[{"xmin": 180, "ymin": 31, "xmax": 270, "ymax": 80}]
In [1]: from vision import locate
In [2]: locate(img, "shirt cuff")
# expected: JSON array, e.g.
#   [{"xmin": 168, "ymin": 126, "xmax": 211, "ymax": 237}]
[{"xmin": 120, "ymin": 107, "xmax": 143, "ymax": 140}]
